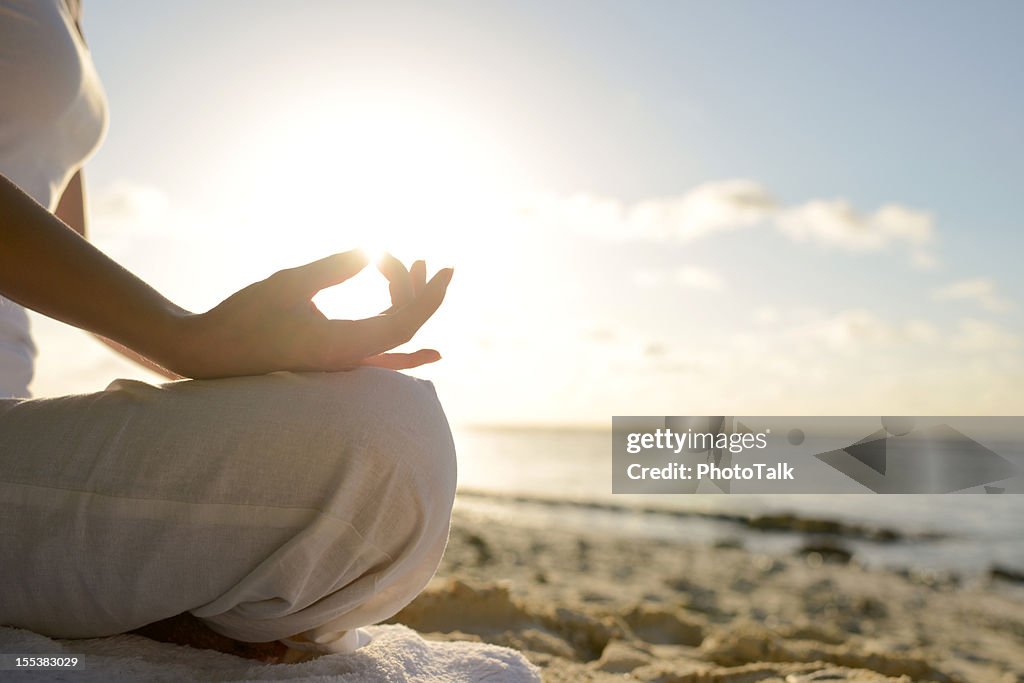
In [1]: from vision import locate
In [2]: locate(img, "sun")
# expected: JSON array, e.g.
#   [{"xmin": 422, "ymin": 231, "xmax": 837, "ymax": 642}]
[
  {"xmin": 217, "ymin": 87, "xmax": 533, "ymax": 325},
  {"xmin": 220, "ymin": 90, "xmax": 521, "ymax": 317},
  {"xmin": 249, "ymin": 92, "xmax": 514, "ymax": 258},
  {"xmin": 356, "ymin": 245, "xmax": 387, "ymax": 269}
]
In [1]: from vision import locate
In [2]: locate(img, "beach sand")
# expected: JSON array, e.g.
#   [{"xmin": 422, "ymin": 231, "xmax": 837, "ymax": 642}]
[{"xmin": 389, "ymin": 498, "xmax": 1024, "ymax": 683}]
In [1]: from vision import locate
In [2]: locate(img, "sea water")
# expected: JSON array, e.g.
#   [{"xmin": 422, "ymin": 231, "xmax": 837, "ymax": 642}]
[{"xmin": 453, "ymin": 427, "xmax": 1024, "ymax": 576}]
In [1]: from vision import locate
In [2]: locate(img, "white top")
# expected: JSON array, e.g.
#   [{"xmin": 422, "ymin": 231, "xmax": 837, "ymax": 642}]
[{"xmin": 0, "ymin": 0, "xmax": 108, "ymax": 398}]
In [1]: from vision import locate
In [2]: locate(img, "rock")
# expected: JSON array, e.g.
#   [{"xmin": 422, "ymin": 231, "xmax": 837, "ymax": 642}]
[
  {"xmin": 495, "ymin": 628, "xmax": 576, "ymax": 660},
  {"xmin": 785, "ymin": 668, "xmax": 911, "ymax": 682},
  {"xmin": 541, "ymin": 606, "xmax": 625, "ymax": 661},
  {"xmin": 590, "ymin": 639, "xmax": 652, "ymax": 673},
  {"xmin": 623, "ymin": 604, "xmax": 706, "ymax": 646},
  {"xmin": 702, "ymin": 622, "xmax": 790, "ymax": 666},
  {"xmin": 990, "ymin": 565, "xmax": 1024, "ymax": 584},
  {"xmin": 387, "ymin": 579, "xmax": 534, "ymax": 635},
  {"xmin": 464, "ymin": 531, "xmax": 494, "ymax": 566},
  {"xmin": 777, "ymin": 622, "xmax": 847, "ymax": 645},
  {"xmin": 798, "ymin": 540, "xmax": 853, "ymax": 565}
]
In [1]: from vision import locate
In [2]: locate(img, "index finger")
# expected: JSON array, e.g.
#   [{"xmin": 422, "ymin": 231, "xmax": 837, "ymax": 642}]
[{"xmin": 279, "ymin": 250, "xmax": 369, "ymax": 298}]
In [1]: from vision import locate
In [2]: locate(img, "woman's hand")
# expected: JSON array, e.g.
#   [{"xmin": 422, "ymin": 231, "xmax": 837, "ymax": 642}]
[
  {"xmin": 358, "ymin": 254, "xmax": 444, "ymax": 370},
  {"xmin": 1, "ymin": 175, "xmax": 451, "ymax": 380},
  {"xmin": 165, "ymin": 250, "xmax": 453, "ymax": 379}
]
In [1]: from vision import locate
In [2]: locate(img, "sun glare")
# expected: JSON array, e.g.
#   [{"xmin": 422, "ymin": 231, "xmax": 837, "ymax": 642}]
[
  {"xmin": 357, "ymin": 245, "xmax": 387, "ymax": 268},
  {"xmin": 224, "ymin": 89, "xmax": 525, "ymax": 320},
  {"xmin": 253, "ymin": 93, "xmax": 513, "ymax": 252}
]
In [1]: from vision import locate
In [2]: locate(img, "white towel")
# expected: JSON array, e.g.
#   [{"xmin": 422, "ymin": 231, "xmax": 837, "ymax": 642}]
[{"xmin": 0, "ymin": 624, "xmax": 541, "ymax": 682}]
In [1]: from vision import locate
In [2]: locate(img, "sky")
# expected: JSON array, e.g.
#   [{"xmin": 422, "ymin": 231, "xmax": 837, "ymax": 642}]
[{"xmin": 29, "ymin": 0, "xmax": 1024, "ymax": 425}]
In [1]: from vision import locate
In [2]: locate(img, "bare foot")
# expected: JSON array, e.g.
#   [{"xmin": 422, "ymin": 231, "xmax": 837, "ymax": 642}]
[{"xmin": 131, "ymin": 613, "xmax": 289, "ymax": 663}]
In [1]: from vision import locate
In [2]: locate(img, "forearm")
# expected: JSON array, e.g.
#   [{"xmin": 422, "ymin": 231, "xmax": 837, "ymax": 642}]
[
  {"xmin": 94, "ymin": 334, "xmax": 184, "ymax": 380},
  {"xmin": 0, "ymin": 173, "xmax": 189, "ymax": 368},
  {"xmin": 54, "ymin": 171, "xmax": 181, "ymax": 378}
]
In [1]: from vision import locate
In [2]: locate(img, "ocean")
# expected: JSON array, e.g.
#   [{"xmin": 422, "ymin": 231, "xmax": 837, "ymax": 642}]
[{"xmin": 452, "ymin": 427, "xmax": 1024, "ymax": 577}]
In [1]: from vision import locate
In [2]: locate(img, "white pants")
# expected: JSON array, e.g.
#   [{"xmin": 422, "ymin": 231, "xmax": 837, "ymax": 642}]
[{"xmin": 0, "ymin": 368, "xmax": 457, "ymax": 651}]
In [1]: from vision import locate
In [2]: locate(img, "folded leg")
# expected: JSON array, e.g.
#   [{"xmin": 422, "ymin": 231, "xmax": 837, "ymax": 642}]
[{"xmin": 0, "ymin": 368, "xmax": 457, "ymax": 651}]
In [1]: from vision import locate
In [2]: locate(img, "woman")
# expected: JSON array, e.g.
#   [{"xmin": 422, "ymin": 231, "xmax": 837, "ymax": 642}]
[{"xmin": 0, "ymin": 0, "xmax": 457, "ymax": 659}]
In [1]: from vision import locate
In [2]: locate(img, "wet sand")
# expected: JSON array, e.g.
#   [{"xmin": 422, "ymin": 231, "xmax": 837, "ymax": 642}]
[{"xmin": 389, "ymin": 502, "xmax": 1024, "ymax": 682}]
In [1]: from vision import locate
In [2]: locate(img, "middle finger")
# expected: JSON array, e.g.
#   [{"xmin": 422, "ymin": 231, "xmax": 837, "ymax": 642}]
[{"xmin": 377, "ymin": 253, "xmax": 414, "ymax": 308}]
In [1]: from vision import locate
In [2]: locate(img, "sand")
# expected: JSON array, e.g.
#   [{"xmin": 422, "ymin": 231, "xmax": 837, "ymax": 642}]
[{"xmin": 388, "ymin": 498, "xmax": 1024, "ymax": 683}]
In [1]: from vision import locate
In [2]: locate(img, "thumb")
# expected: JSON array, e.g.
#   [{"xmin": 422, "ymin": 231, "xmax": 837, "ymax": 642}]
[{"xmin": 280, "ymin": 250, "xmax": 369, "ymax": 298}]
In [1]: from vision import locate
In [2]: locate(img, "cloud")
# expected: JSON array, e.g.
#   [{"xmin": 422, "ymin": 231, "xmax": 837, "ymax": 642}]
[
  {"xmin": 84, "ymin": 180, "xmax": 255, "ymax": 311},
  {"xmin": 751, "ymin": 306, "xmax": 824, "ymax": 326},
  {"xmin": 933, "ymin": 278, "xmax": 1013, "ymax": 313},
  {"xmin": 443, "ymin": 303, "xmax": 1024, "ymax": 423},
  {"xmin": 950, "ymin": 318, "xmax": 1020, "ymax": 352},
  {"xmin": 573, "ymin": 308, "xmax": 1022, "ymax": 415},
  {"xmin": 629, "ymin": 180, "xmax": 776, "ymax": 242},
  {"xmin": 674, "ymin": 266, "xmax": 725, "ymax": 292},
  {"xmin": 535, "ymin": 179, "xmax": 938, "ymax": 268},
  {"xmin": 904, "ymin": 319, "xmax": 940, "ymax": 344},
  {"xmin": 776, "ymin": 200, "xmax": 937, "ymax": 266},
  {"xmin": 805, "ymin": 309, "xmax": 895, "ymax": 350},
  {"xmin": 541, "ymin": 179, "xmax": 775, "ymax": 243},
  {"xmin": 796, "ymin": 309, "xmax": 940, "ymax": 352},
  {"xmin": 90, "ymin": 181, "xmax": 169, "ymax": 235},
  {"xmin": 633, "ymin": 265, "xmax": 725, "ymax": 292},
  {"xmin": 752, "ymin": 306, "xmax": 782, "ymax": 325},
  {"xmin": 910, "ymin": 249, "xmax": 940, "ymax": 270}
]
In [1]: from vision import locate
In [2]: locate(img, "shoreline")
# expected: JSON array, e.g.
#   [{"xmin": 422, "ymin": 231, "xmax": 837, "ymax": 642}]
[
  {"xmin": 456, "ymin": 488, "xmax": 938, "ymax": 542},
  {"xmin": 455, "ymin": 489, "xmax": 1024, "ymax": 583},
  {"xmin": 389, "ymin": 502, "xmax": 1024, "ymax": 682}
]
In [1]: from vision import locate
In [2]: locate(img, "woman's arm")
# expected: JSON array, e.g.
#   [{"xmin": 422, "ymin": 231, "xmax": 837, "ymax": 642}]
[
  {"xmin": 2, "ymin": 173, "xmax": 191, "ymax": 375},
  {"xmin": 54, "ymin": 170, "xmax": 182, "ymax": 379},
  {"xmin": 0, "ymin": 172, "xmax": 453, "ymax": 378}
]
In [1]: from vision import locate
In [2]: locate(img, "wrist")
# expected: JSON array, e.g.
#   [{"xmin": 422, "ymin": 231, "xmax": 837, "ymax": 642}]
[{"xmin": 137, "ymin": 303, "xmax": 199, "ymax": 377}]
